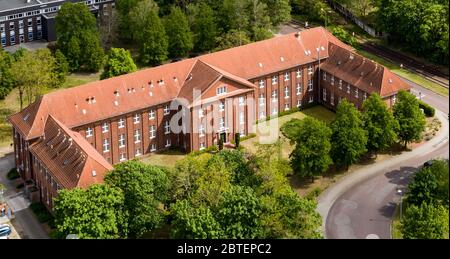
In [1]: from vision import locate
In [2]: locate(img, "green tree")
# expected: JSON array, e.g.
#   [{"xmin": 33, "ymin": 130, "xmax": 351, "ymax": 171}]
[
  {"xmin": 56, "ymin": 2, "xmax": 104, "ymax": 72},
  {"xmin": 216, "ymin": 185, "xmax": 263, "ymax": 239},
  {"xmin": 362, "ymin": 93, "xmax": 398, "ymax": 154},
  {"xmin": 116, "ymin": 0, "xmax": 153, "ymax": 42},
  {"xmin": 331, "ymin": 100, "xmax": 368, "ymax": 169},
  {"xmin": 262, "ymin": 0, "xmax": 291, "ymax": 26},
  {"xmin": 246, "ymin": 0, "xmax": 273, "ymax": 41},
  {"xmin": 400, "ymin": 203, "xmax": 449, "ymax": 239},
  {"xmin": 331, "ymin": 26, "xmax": 358, "ymax": 47},
  {"xmin": 214, "ymin": 30, "xmax": 252, "ymax": 51},
  {"xmin": 216, "ymin": 0, "xmax": 249, "ymax": 34},
  {"xmin": 133, "ymin": 8, "xmax": 168, "ymax": 65},
  {"xmin": 10, "ymin": 49, "xmax": 56, "ymax": 109},
  {"xmin": 53, "ymin": 50, "xmax": 69, "ymax": 87},
  {"xmin": 164, "ymin": 6, "xmax": 193, "ymax": 58},
  {"xmin": 0, "ymin": 50, "xmax": 14, "ymax": 99},
  {"xmin": 104, "ymin": 160, "xmax": 170, "ymax": 238},
  {"xmin": 53, "ymin": 184, "xmax": 125, "ymax": 239},
  {"xmin": 393, "ymin": 90, "xmax": 426, "ymax": 148},
  {"xmin": 191, "ymin": 3, "xmax": 218, "ymax": 52},
  {"xmin": 407, "ymin": 160, "xmax": 449, "ymax": 207},
  {"xmin": 285, "ymin": 117, "xmax": 333, "ymax": 181},
  {"xmin": 101, "ymin": 48, "xmax": 137, "ymax": 80},
  {"xmin": 170, "ymin": 199, "xmax": 222, "ymax": 239}
]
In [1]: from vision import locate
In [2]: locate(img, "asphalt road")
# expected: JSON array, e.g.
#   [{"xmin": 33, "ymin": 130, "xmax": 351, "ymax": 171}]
[{"xmin": 323, "ymin": 80, "xmax": 449, "ymax": 239}]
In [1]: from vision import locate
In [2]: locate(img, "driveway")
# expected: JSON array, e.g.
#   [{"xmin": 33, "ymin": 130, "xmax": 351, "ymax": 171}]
[
  {"xmin": 0, "ymin": 154, "xmax": 49, "ymax": 239},
  {"xmin": 319, "ymin": 81, "xmax": 449, "ymax": 239}
]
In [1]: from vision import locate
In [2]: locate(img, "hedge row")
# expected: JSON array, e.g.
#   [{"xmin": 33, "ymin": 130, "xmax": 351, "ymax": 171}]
[{"xmin": 418, "ymin": 100, "xmax": 435, "ymax": 117}]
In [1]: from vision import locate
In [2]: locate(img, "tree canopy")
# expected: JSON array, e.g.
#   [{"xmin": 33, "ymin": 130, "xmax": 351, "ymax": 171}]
[
  {"xmin": 400, "ymin": 202, "xmax": 449, "ymax": 239},
  {"xmin": 393, "ymin": 90, "xmax": 426, "ymax": 148},
  {"xmin": 163, "ymin": 6, "xmax": 194, "ymax": 57},
  {"xmin": 331, "ymin": 100, "xmax": 368, "ymax": 168},
  {"xmin": 101, "ymin": 48, "xmax": 137, "ymax": 80},
  {"xmin": 56, "ymin": 2, "xmax": 104, "ymax": 72}
]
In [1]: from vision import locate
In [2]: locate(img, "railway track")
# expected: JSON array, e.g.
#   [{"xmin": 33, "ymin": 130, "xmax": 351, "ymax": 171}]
[{"xmin": 361, "ymin": 43, "xmax": 449, "ymax": 88}]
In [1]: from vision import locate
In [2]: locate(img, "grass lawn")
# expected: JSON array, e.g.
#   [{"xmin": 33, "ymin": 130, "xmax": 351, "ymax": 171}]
[
  {"xmin": 357, "ymin": 50, "xmax": 449, "ymax": 97},
  {"xmin": 60, "ymin": 72, "xmax": 100, "ymax": 89},
  {"xmin": 391, "ymin": 204, "xmax": 403, "ymax": 239},
  {"xmin": 139, "ymin": 149, "xmax": 186, "ymax": 168}
]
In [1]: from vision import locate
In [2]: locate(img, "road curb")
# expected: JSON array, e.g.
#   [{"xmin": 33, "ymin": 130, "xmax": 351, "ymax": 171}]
[{"xmin": 317, "ymin": 109, "xmax": 449, "ymax": 238}]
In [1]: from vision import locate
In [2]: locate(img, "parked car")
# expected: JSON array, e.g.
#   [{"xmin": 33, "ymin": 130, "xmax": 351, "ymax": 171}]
[{"xmin": 0, "ymin": 224, "xmax": 11, "ymax": 237}]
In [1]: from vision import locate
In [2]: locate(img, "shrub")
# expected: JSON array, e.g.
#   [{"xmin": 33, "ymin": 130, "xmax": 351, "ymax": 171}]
[
  {"xmin": 189, "ymin": 145, "xmax": 218, "ymax": 156},
  {"xmin": 305, "ymin": 187, "xmax": 323, "ymax": 200},
  {"xmin": 7, "ymin": 168, "xmax": 20, "ymax": 180},
  {"xmin": 418, "ymin": 100, "xmax": 435, "ymax": 117}
]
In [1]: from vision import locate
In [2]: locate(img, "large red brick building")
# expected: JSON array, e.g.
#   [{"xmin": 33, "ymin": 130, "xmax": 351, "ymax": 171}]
[{"xmin": 8, "ymin": 27, "xmax": 409, "ymax": 210}]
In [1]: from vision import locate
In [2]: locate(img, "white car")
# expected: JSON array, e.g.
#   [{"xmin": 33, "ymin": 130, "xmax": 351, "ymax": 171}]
[{"xmin": 0, "ymin": 224, "xmax": 11, "ymax": 238}]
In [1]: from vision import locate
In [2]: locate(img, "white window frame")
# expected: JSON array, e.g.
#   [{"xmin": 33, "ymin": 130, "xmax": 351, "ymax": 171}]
[
  {"xmin": 165, "ymin": 138, "xmax": 172, "ymax": 147},
  {"xmin": 347, "ymin": 84, "xmax": 351, "ymax": 94},
  {"xmin": 331, "ymin": 76, "xmax": 334, "ymax": 85},
  {"xmin": 120, "ymin": 153, "xmax": 127, "ymax": 162},
  {"xmin": 308, "ymin": 65, "xmax": 313, "ymax": 75},
  {"xmin": 284, "ymin": 86, "xmax": 290, "ymax": 98},
  {"xmin": 296, "ymin": 69, "xmax": 302, "ymax": 78},
  {"xmin": 149, "ymin": 110, "xmax": 155, "ymax": 120},
  {"xmin": 309, "ymin": 96, "xmax": 313, "ymax": 103},
  {"xmin": 339, "ymin": 79, "xmax": 343, "ymax": 89},
  {"xmin": 164, "ymin": 121, "xmax": 170, "ymax": 134},
  {"xmin": 272, "ymin": 90, "xmax": 277, "ymax": 102},
  {"xmin": 284, "ymin": 103, "xmax": 290, "ymax": 111},
  {"xmin": 86, "ymin": 127, "xmax": 93, "ymax": 137},
  {"xmin": 296, "ymin": 83, "xmax": 302, "ymax": 95},
  {"xmin": 133, "ymin": 114, "xmax": 140, "ymax": 124},
  {"xmin": 239, "ymin": 112, "xmax": 245, "ymax": 125},
  {"xmin": 164, "ymin": 105, "xmax": 170, "ymax": 115},
  {"xmin": 331, "ymin": 92, "xmax": 335, "ymax": 106},
  {"xmin": 272, "ymin": 75, "xmax": 278, "ymax": 85},
  {"xmin": 102, "ymin": 122, "xmax": 109, "ymax": 133},
  {"xmin": 135, "ymin": 148, "xmax": 141, "ymax": 157},
  {"xmin": 199, "ymin": 109, "xmax": 204, "ymax": 118},
  {"xmin": 199, "ymin": 124, "xmax": 205, "ymax": 137},
  {"xmin": 308, "ymin": 80, "xmax": 313, "ymax": 91},
  {"xmin": 284, "ymin": 72, "xmax": 290, "ymax": 81},
  {"xmin": 259, "ymin": 95, "xmax": 265, "ymax": 106},
  {"xmin": 200, "ymin": 142, "xmax": 206, "ymax": 150},
  {"xmin": 219, "ymin": 101, "xmax": 225, "ymax": 111},
  {"xmin": 118, "ymin": 118, "xmax": 125, "ymax": 128},
  {"xmin": 216, "ymin": 86, "xmax": 227, "ymax": 95},
  {"xmin": 297, "ymin": 99, "xmax": 302, "ymax": 108},
  {"xmin": 150, "ymin": 143, "xmax": 157, "ymax": 152},
  {"xmin": 219, "ymin": 117, "xmax": 225, "ymax": 129},
  {"xmin": 134, "ymin": 129, "xmax": 141, "ymax": 143},
  {"xmin": 118, "ymin": 134, "xmax": 125, "ymax": 148},
  {"xmin": 259, "ymin": 79, "xmax": 265, "ymax": 88},
  {"xmin": 355, "ymin": 88, "xmax": 359, "ymax": 98},
  {"xmin": 103, "ymin": 139, "xmax": 110, "ymax": 153},
  {"xmin": 323, "ymin": 89, "xmax": 327, "ymax": 101},
  {"xmin": 149, "ymin": 125, "xmax": 156, "ymax": 139}
]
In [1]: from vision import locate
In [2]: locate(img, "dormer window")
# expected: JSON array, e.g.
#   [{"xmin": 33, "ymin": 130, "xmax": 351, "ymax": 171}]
[
  {"xmin": 164, "ymin": 105, "xmax": 170, "ymax": 115},
  {"xmin": 216, "ymin": 86, "xmax": 227, "ymax": 95},
  {"xmin": 86, "ymin": 127, "xmax": 93, "ymax": 137},
  {"xmin": 158, "ymin": 79, "xmax": 165, "ymax": 86},
  {"xmin": 114, "ymin": 90, "xmax": 119, "ymax": 97}
]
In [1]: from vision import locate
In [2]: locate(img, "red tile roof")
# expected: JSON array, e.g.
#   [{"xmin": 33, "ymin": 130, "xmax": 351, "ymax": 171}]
[
  {"xmin": 29, "ymin": 116, "xmax": 113, "ymax": 189},
  {"xmin": 320, "ymin": 42, "xmax": 410, "ymax": 97}
]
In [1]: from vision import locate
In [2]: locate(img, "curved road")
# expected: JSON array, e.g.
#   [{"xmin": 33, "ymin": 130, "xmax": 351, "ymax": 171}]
[{"xmin": 319, "ymin": 80, "xmax": 449, "ymax": 239}]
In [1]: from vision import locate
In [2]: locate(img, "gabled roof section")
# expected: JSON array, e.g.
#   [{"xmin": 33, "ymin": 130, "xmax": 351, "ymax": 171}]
[
  {"xmin": 29, "ymin": 116, "xmax": 113, "ymax": 189},
  {"xmin": 8, "ymin": 96, "xmax": 49, "ymax": 140},
  {"xmin": 321, "ymin": 42, "xmax": 410, "ymax": 97}
]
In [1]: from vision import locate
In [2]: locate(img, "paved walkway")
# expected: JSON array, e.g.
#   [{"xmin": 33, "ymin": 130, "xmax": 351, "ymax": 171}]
[
  {"xmin": 317, "ymin": 109, "xmax": 449, "ymax": 238},
  {"xmin": 0, "ymin": 153, "xmax": 49, "ymax": 239}
]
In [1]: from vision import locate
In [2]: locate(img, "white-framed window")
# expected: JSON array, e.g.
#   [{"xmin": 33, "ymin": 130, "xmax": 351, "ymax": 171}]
[
  {"xmin": 363, "ymin": 92, "xmax": 367, "ymax": 101},
  {"xmin": 133, "ymin": 114, "xmax": 140, "ymax": 124},
  {"xmin": 239, "ymin": 96, "xmax": 245, "ymax": 106},
  {"xmin": 284, "ymin": 87, "xmax": 290, "ymax": 98},
  {"xmin": 164, "ymin": 121, "xmax": 170, "ymax": 134},
  {"xmin": 331, "ymin": 76, "xmax": 334, "ymax": 85},
  {"xmin": 323, "ymin": 89, "xmax": 327, "ymax": 101},
  {"xmin": 308, "ymin": 65, "xmax": 313, "ymax": 75},
  {"xmin": 355, "ymin": 88, "xmax": 359, "ymax": 98},
  {"xmin": 259, "ymin": 94, "xmax": 265, "ymax": 106},
  {"xmin": 272, "ymin": 107, "xmax": 278, "ymax": 115},
  {"xmin": 149, "ymin": 110, "xmax": 155, "ymax": 120},
  {"xmin": 259, "ymin": 79, "xmax": 265, "ymax": 88},
  {"xmin": 219, "ymin": 101, "xmax": 225, "ymax": 111},
  {"xmin": 239, "ymin": 112, "xmax": 245, "ymax": 125},
  {"xmin": 216, "ymin": 86, "xmax": 227, "ymax": 95},
  {"xmin": 118, "ymin": 118, "xmax": 125, "ymax": 128},
  {"xmin": 308, "ymin": 79, "xmax": 313, "ymax": 91},
  {"xmin": 165, "ymin": 138, "xmax": 171, "ymax": 147},
  {"xmin": 135, "ymin": 148, "xmax": 141, "ymax": 157},
  {"xmin": 164, "ymin": 105, "xmax": 170, "ymax": 115},
  {"xmin": 272, "ymin": 75, "xmax": 278, "ymax": 85},
  {"xmin": 284, "ymin": 72, "xmax": 290, "ymax": 81},
  {"xmin": 199, "ymin": 109, "xmax": 205, "ymax": 118},
  {"xmin": 297, "ymin": 99, "xmax": 302, "ymax": 108},
  {"xmin": 103, "ymin": 139, "xmax": 110, "ymax": 153},
  {"xmin": 200, "ymin": 142, "xmax": 206, "ymax": 150},
  {"xmin": 331, "ymin": 92, "xmax": 335, "ymax": 106},
  {"xmin": 102, "ymin": 122, "xmax": 109, "ymax": 133},
  {"xmin": 296, "ymin": 69, "xmax": 302, "ymax": 78},
  {"xmin": 272, "ymin": 90, "xmax": 277, "ymax": 102},
  {"xmin": 323, "ymin": 72, "xmax": 327, "ymax": 81},
  {"xmin": 150, "ymin": 143, "xmax": 157, "ymax": 152},
  {"xmin": 309, "ymin": 96, "xmax": 313, "ymax": 103},
  {"xmin": 219, "ymin": 117, "xmax": 225, "ymax": 129},
  {"xmin": 347, "ymin": 84, "xmax": 351, "ymax": 94},
  {"xmin": 134, "ymin": 130, "xmax": 141, "ymax": 143},
  {"xmin": 199, "ymin": 124, "xmax": 205, "ymax": 136},
  {"xmin": 86, "ymin": 127, "xmax": 93, "ymax": 137},
  {"xmin": 259, "ymin": 111, "xmax": 266, "ymax": 119},
  {"xmin": 339, "ymin": 79, "xmax": 343, "ymax": 89},
  {"xmin": 118, "ymin": 134, "xmax": 125, "ymax": 148},
  {"xmin": 120, "ymin": 153, "xmax": 127, "ymax": 162},
  {"xmin": 296, "ymin": 83, "xmax": 302, "ymax": 95},
  {"xmin": 149, "ymin": 125, "xmax": 156, "ymax": 139},
  {"xmin": 284, "ymin": 103, "xmax": 290, "ymax": 111}
]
